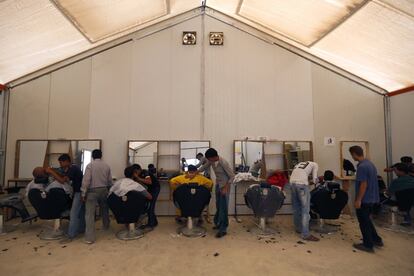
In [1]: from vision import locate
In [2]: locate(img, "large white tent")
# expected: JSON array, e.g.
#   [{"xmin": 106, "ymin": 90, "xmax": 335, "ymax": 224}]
[{"xmin": 0, "ymin": 0, "xmax": 413, "ymax": 92}]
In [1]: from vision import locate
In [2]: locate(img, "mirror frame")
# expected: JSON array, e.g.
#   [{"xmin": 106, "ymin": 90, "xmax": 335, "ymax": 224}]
[
  {"xmin": 127, "ymin": 140, "xmax": 211, "ymax": 173},
  {"xmin": 339, "ymin": 140, "xmax": 369, "ymax": 179},
  {"xmin": 14, "ymin": 139, "xmax": 102, "ymax": 179}
]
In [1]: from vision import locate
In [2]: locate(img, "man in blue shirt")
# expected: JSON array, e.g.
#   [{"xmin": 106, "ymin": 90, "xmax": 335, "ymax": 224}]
[{"xmin": 350, "ymin": 146, "xmax": 383, "ymax": 253}]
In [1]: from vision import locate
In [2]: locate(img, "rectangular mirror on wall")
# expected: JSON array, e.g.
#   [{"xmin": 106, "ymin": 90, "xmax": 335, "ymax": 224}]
[
  {"xmin": 15, "ymin": 139, "xmax": 102, "ymax": 179},
  {"xmin": 16, "ymin": 140, "xmax": 48, "ymax": 179},
  {"xmin": 283, "ymin": 141, "xmax": 313, "ymax": 172},
  {"xmin": 263, "ymin": 141, "xmax": 285, "ymax": 174},
  {"xmin": 340, "ymin": 141, "xmax": 369, "ymax": 179},
  {"xmin": 180, "ymin": 141, "xmax": 210, "ymax": 171},
  {"xmin": 71, "ymin": 140, "xmax": 102, "ymax": 172},
  {"xmin": 128, "ymin": 141, "xmax": 158, "ymax": 170},
  {"xmin": 234, "ymin": 140, "xmax": 264, "ymax": 176}
]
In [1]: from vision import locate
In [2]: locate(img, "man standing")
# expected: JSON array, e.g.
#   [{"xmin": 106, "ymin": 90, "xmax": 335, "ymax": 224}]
[
  {"xmin": 81, "ymin": 149, "xmax": 113, "ymax": 244},
  {"xmin": 196, "ymin": 153, "xmax": 210, "ymax": 178},
  {"xmin": 289, "ymin": 161, "xmax": 320, "ymax": 242},
  {"xmin": 350, "ymin": 145, "xmax": 383, "ymax": 253},
  {"xmin": 46, "ymin": 154, "xmax": 84, "ymax": 244},
  {"xmin": 198, "ymin": 148, "xmax": 234, "ymax": 238}
]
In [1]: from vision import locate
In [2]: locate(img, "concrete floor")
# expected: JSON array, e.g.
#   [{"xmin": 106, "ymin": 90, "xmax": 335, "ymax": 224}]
[{"xmin": 0, "ymin": 215, "xmax": 413, "ymax": 276}]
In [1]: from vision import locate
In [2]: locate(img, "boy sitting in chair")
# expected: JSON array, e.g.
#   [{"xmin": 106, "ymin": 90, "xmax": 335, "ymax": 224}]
[{"xmin": 170, "ymin": 165, "xmax": 213, "ymax": 224}]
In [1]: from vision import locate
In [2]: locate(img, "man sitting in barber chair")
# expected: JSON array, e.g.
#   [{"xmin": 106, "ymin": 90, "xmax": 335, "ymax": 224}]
[
  {"xmin": 109, "ymin": 166, "xmax": 152, "ymax": 201},
  {"xmin": 311, "ymin": 170, "xmax": 348, "ymax": 224},
  {"xmin": 387, "ymin": 163, "xmax": 414, "ymax": 226},
  {"xmin": 26, "ymin": 167, "xmax": 73, "ymax": 199},
  {"xmin": 170, "ymin": 165, "xmax": 213, "ymax": 224}
]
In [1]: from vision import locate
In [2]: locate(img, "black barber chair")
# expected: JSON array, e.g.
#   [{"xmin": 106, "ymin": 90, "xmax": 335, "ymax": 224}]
[
  {"xmin": 384, "ymin": 189, "xmax": 414, "ymax": 234},
  {"xmin": 173, "ymin": 184, "xmax": 211, "ymax": 237},
  {"xmin": 310, "ymin": 183, "xmax": 348, "ymax": 234},
  {"xmin": 108, "ymin": 191, "xmax": 150, "ymax": 240},
  {"xmin": 0, "ymin": 193, "xmax": 38, "ymax": 235},
  {"xmin": 244, "ymin": 183, "xmax": 285, "ymax": 236},
  {"xmin": 28, "ymin": 188, "xmax": 71, "ymax": 240}
]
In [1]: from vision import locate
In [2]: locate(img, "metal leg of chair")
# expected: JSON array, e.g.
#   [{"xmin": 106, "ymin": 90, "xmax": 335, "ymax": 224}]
[
  {"xmin": 249, "ymin": 217, "xmax": 276, "ymax": 237},
  {"xmin": 116, "ymin": 223, "xmax": 144, "ymax": 240},
  {"xmin": 178, "ymin": 217, "xmax": 206, "ymax": 237},
  {"xmin": 39, "ymin": 219, "xmax": 64, "ymax": 240}
]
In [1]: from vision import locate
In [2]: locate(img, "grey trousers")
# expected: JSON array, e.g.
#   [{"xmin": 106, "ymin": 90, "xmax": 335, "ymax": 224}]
[{"xmin": 85, "ymin": 187, "xmax": 110, "ymax": 242}]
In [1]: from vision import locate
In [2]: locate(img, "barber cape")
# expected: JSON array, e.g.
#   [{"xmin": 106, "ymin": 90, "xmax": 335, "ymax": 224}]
[
  {"xmin": 26, "ymin": 180, "xmax": 73, "ymax": 197},
  {"xmin": 109, "ymin": 178, "xmax": 147, "ymax": 197},
  {"xmin": 170, "ymin": 174, "xmax": 213, "ymax": 191},
  {"xmin": 233, "ymin": 172, "xmax": 260, "ymax": 184}
]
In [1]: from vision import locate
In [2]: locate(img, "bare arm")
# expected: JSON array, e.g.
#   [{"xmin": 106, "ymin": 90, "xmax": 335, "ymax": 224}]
[
  {"xmin": 355, "ymin": 181, "xmax": 368, "ymax": 209},
  {"xmin": 137, "ymin": 175, "xmax": 152, "ymax": 185},
  {"xmin": 45, "ymin": 167, "xmax": 67, "ymax": 184}
]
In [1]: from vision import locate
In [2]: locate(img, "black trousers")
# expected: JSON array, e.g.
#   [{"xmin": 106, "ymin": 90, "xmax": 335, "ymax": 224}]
[
  {"xmin": 356, "ymin": 203, "xmax": 382, "ymax": 248},
  {"xmin": 147, "ymin": 185, "xmax": 160, "ymax": 227}
]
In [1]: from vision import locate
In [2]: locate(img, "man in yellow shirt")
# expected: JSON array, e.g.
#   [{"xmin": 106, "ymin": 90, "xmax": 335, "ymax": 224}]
[{"xmin": 170, "ymin": 165, "xmax": 213, "ymax": 223}]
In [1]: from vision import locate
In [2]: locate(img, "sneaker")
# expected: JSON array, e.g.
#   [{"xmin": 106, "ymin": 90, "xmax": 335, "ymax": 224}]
[
  {"xmin": 303, "ymin": 235, "xmax": 320, "ymax": 242},
  {"xmin": 84, "ymin": 240, "xmax": 94, "ymax": 245},
  {"xmin": 215, "ymin": 232, "xmax": 227, "ymax": 238},
  {"xmin": 59, "ymin": 237, "xmax": 73, "ymax": 244},
  {"xmin": 353, "ymin": 243, "xmax": 374, "ymax": 253}
]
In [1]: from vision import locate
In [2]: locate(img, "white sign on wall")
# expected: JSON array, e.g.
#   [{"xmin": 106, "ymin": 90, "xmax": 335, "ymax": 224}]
[{"xmin": 324, "ymin": 137, "xmax": 336, "ymax": 146}]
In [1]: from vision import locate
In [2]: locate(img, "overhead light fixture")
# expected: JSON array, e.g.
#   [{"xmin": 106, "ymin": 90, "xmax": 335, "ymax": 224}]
[
  {"xmin": 209, "ymin": 32, "xmax": 224, "ymax": 45},
  {"xmin": 182, "ymin": 32, "xmax": 197, "ymax": 45}
]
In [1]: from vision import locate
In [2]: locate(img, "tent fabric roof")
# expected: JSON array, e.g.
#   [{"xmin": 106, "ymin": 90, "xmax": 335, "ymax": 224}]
[{"xmin": 1, "ymin": 0, "xmax": 413, "ymax": 92}]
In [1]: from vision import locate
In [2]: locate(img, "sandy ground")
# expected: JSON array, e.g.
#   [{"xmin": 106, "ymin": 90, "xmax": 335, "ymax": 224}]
[{"xmin": 0, "ymin": 215, "xmax": 413, "ymax": 276}]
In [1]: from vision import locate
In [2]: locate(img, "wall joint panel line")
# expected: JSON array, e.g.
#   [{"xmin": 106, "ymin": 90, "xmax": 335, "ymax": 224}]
[
  {"xmin": 200, "ymin": 14, "xmax": 206, "ymax": 140},
  {"xmin": 384, "ymin": 96, "xmax": 393, "ymax": 184},
  {"xmin": 0, "ymin": 89, "xmax": 10, "ymax": 186}
]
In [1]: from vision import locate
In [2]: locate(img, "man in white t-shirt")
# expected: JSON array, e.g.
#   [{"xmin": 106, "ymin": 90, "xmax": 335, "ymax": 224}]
[
  {"xmin": 289, "ymin": 161, "xmax": 320, "ymax": 242},
  {"xmin": 109, "ymin": 166, "xmax": 152, "ymax": 200}
]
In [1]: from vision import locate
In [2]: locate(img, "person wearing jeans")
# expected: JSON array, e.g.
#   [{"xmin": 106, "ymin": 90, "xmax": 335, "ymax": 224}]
[
  {"xmin": 198, "ymin": 148, "xmax": 234, "ymax": 238},
  {"xmin": 132, "ymin": 164, "xmax": 161, "ymax": 230},
  {"xmin": 46, "ymin": 154, "xmax": 85, "ymax": 244},
  {"xmin": 350, "ymin": 145, "xmax": 383, "ymax": 253},
  {"xmin": 289, "ymin": 161, "xmax": 320, "ymax": 242},
  {"xmin": 81, "ymin": 149, "xmax": 113, "ymax": 244},
  {"xmin": 290, "ymin": 183, "xmax": 311, "ymax": 238}
]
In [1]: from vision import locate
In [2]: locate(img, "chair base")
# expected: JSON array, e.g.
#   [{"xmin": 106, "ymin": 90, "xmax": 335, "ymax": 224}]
[
  {"xmin": 177, "ymin": 217, "xmax": 206, "ymax": 237},
  {"xmin": 39, "ymin": 228, "xmax": 64, "ymax": 240},
  {"xmin": 0, "ymin": 225, "xmax": 17, "ymax": 236},
  {"xmin": 0, "ymin": 214, "xmax": 17, "ymax": 235},
  {"xmin": 39, "ymin": 219, "xmax": 64, "ymax": 240},
  {"xmin": 382, "ymin": 207, "xmax": 414, "ymax": 235},
  {"xmin": 249, "ymin": 217, "xmax": 277, "ymax": 237},
  {"xmin": 116, "ymin": 223, "xmax": 144, "ymax": 240}
]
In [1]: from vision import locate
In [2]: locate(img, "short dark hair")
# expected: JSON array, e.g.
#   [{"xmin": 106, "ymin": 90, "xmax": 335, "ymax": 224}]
[
  {"xmin": 131, "ymin": 164, "xmax": 142, "ymax": 171},
  {"xmin": 188, "ymin": 165, "xmax": 197, "ymax": 172},
  {"xmin": 394, "ymin": 163, "xmax": 409, "ymax": 174},
  {"xmin": 401, "ymin": 156, "xmax": 413, "ymax": 164},
  {"xmin": 58, "ymin": 154, "xmax": 71, "ymax": 162},
  {"xmin": 124, "ymin": 166, "xmax": 135, "ymax": 178},
  {"xmin": 324, "ymin": 170, "xmax": 334, "ymax": 181},
  {"xmin": 205, "ymin": 148, "xmax": 218, "ymax": 159},
  {"xmin": 196, "ymin": 153, "xmax": 204, "ymax": 158},
  {"xmin": 92, "ymin": 149, "xmax": 102, "ymax": 159},
  {"xmin": 148, "ymin": 164, "xmax": 155, "ymax": 169},
  {"xmin": 349, "ymin": 146, "xmax": 364, "ymax": 157}
]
